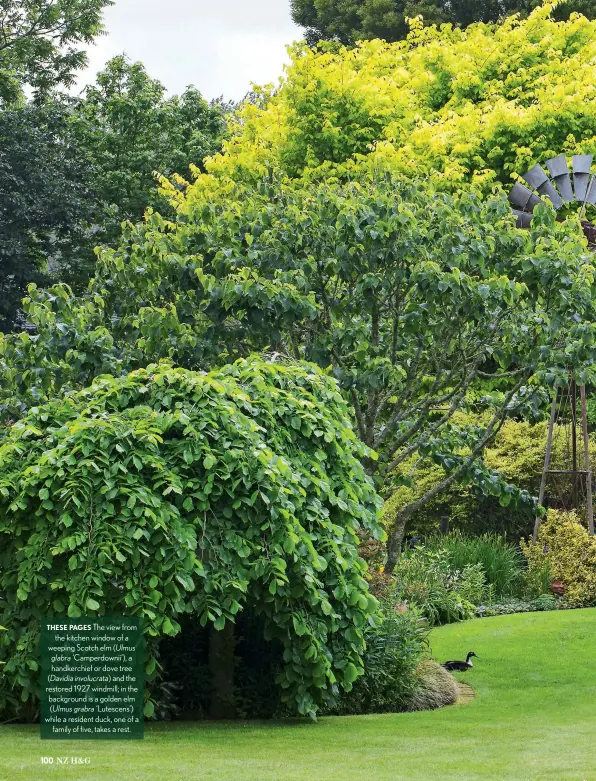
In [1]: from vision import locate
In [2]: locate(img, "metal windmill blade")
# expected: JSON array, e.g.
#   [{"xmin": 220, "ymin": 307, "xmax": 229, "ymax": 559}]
[
  {"xmin": 509, "ymin": 183, "xmax": 543, "ymax": 212},
  {"xmin": 509, "ymin": 154, "xmax": 596, "ymax": 243},
  {"xmin": 522, "ymin": 163, "xmax": 563, "ymax": 209},
  {"xmin": 545, "ymin": 155, "xmax": 573, "ymax": 202},
  {"xmin": 509, "ymin": 182, "xmax": 543, "ymax": 228},
  {"xmin": 573, "ymin": 155, "xmax": 592, "ymax": 201},
  {"xmin": 511, "ymin": 209, "xmax": 533, "ymax": 228}
]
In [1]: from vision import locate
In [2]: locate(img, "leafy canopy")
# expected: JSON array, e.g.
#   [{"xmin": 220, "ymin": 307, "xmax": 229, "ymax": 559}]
[
  {"xmin": 197, "ymin": 7, "xmax": 596, "ymax": 192},
  {"xmin": 290, "ymin": 0, "xmax": 596, "ymax": 46},
  {"xmin": 0, "ymin": 0, "xmax": 113, "ymax": 104},
  {"xmin": 0, "ymin": 357, "xmax": 382, "ymax": 720},
  {"xmin": 0, "ymin": 56, "xmax": 229, "ymax": 328},
  {"xmin": 70, "ymin": 56, "xmax": 229, "ymax": 239},
  {"xmin": 3, "ymin": 174, "xmax": 596, "ymax": 571},
  {"xmin": 0, "ymin": 102, "xmax": 102, "ymax": 331}
]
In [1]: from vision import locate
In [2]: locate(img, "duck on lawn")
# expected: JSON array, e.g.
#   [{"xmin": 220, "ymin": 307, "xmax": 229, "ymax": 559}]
[{"xmin": 442, "ymin": 651, "xmax": 478, "ymax": 672}]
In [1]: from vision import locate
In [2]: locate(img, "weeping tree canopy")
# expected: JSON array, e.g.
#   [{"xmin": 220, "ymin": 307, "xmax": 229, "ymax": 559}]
[{"xmin": 0, "ymin": 357, "xmax": 383, "ymax": 720}]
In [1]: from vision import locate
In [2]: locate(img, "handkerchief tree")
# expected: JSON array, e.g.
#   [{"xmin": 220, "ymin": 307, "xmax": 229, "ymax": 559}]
[{"xmin": 1, "ymin": 174, "xmax": 595, "ymax": 570}]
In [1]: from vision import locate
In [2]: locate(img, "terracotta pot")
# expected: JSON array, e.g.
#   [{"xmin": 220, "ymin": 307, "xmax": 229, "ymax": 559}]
[{"xmin": 551, "ymin": 580, "xmax": 565, "ymax": 596}]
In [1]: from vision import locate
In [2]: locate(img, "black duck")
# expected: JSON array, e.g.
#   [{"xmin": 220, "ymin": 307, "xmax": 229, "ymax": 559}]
[{"xmin": 442, "ymin": 651, "xmax": 477, "ymax": 672}]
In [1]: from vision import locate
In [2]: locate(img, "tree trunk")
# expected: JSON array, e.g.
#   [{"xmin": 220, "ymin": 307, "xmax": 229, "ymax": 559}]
[
  {"xmin": 208, "ymin": 621, "xmax": 236, "ymax": 719},
  {"xmin": 385, "ymin": 511, "xmax": 409, "ymax": 574}
]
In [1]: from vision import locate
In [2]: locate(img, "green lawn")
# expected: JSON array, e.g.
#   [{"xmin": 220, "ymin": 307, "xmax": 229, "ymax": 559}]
[{"xmin": 1, "ymin": 609, "xmax": 595, "ymax": 781}]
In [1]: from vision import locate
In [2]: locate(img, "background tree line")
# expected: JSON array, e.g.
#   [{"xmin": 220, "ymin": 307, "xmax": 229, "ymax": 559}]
[
  {"xmin": 290, "ymin": 0, "xmax": 596, "ymax": 46},
  {"xmin": 0, "ymin": 1, "xmax": 229, "ymax": 331}
]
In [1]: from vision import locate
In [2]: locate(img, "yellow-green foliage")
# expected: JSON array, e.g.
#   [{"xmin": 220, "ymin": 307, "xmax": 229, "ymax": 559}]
[
  {"xmin": 382, "ymin": 411, "xmax": 484, "ymax": 530},
  {"xmin": 483, "ymin": 419, "xmax": 548, "ymax": 489},
  {"xmin": 521, "ymin": 510, "xmax": 596, "ymax": 607},
  {"xmin": 483, "ymin": 418, "xmax": 596, "ymax": 489},
  {"xmin": 382, "ymin": 417, "xmax": 596, "ymax": 537},
  {"xmin": 179, "ymin": 5, "xmax": 596, "ymax": 210}
]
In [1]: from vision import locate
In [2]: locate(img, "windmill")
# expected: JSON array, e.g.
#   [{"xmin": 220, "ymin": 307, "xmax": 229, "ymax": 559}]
[
  {"xmin": 509, "ymin": 154, "xmax": 596, "ymax": 245},
  {"xmin": 508, "ymin": 154, "xmax": 596, "ymax": 541}
]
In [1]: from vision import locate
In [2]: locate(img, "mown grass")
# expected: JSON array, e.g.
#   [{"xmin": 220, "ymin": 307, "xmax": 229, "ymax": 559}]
[{"xmin": 1, "ymin": 609, "xmax": 595, "ymax": 781}]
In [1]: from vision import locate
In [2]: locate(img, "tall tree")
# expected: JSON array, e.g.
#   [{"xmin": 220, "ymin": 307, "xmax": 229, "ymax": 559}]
[
  {"xmin": 290, "ymin": 0, "xmax": 596, "ymax": 45},
  {"xmin": 0, "ymin": 102, "xmax": 101, "ymax": 331},
  {"xmin": 0, "ymin": 0, "xmax": 113, "ymax": 103},
  {"xmin": 70, "ymin": 56, "xmax": 229, "ymax": 239},
  {"xmin": 0, "ymin": 57, "xmax": 229, "ymax": 328},
  {"xmin": 202, "ymin": 9, "xmax": 596, "ymax": 202}
]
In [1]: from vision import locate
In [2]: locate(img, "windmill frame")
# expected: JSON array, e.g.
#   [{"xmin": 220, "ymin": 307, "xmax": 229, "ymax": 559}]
[
  {"xmin": 532, "ymin": 380, "xmax": 594, "ymax": 543},
  {"xmin": 509, "ymin": 154, "xmax": 596, "ymax": 541}
]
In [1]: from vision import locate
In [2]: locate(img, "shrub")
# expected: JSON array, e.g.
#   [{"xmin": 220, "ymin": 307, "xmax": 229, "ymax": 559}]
[
  {"xmin": 387, "ymin": 533, "xmax": 535, "ymax": 623},
  {"xmin": 0, "ymin": 357, "xmax": 383, "ymax": 720},
  {"xmin": 326, "ymin": 603, "xmax": 429, "ymax": 715},
  {"xmin": 404, "ymin": 660, "xmax": 459, "ymax": 713},
  {"xmin": 393, "ymin": 547, "xmax": 478, "ymax": 625},
  {"xmin": 532, "ymin": 594, "xmax": 558, "ymax": 612},
  {"xmin": 521, "ymin": 510, "xmax": 596, "ymax": 608},
  {"xmin": 454, "ymin": 563, "xmax": 493, "ymax": 606},
  {"xmin": 383, "ymin": 418, "xmax": 596, "ymax": 541},
  {"xmin": 424, "ymin": 532, "xmax": 525, "ymax": 597}
]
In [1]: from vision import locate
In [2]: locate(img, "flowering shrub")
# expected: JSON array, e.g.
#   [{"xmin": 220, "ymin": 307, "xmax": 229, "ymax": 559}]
[{"xmin": 521, "ymin": 510, "xmax": 596, "ymax": 608}]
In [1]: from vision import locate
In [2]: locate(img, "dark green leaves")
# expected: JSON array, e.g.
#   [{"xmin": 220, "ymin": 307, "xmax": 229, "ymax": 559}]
[{"xmin": 0, "ymin": 0, "xmax": 113, "ymax": 103}]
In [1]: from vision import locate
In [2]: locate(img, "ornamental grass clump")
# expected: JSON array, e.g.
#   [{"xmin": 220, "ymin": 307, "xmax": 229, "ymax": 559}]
[
  {"xmin": 521, "ymin": 510, "xmax": 596, "ymax": 608},
  {"xmin": 425, "ymin": 532, "xmax": 525, "ymax": 597},
  {"xmin": 404, "ymin": 660, "xmax": 459, "ymax": 713},
  {"xmin": 0, "ymin": 357, "xmax": 383, "ymax": 721}
]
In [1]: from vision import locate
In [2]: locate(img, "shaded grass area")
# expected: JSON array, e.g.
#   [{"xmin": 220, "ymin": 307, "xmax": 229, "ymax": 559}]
[{"xmin": 2, "ymin": 609, "xmax": 596, "ymax": 780}]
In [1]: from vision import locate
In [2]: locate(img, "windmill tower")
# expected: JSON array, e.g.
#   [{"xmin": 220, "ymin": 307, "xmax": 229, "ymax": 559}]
[
  {"xmin": 532, "ymin": 378, "xmax": 594, "ymax": 542},
  {"xmin": 508, "ymin": 153, "xmax": 596, "ymax": 541}
]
